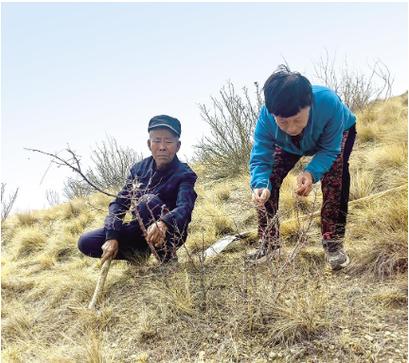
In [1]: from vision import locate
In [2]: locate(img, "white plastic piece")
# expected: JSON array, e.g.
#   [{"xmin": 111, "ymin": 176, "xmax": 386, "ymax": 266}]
[{"xmin": 203, "ymin": 232, "xmax": 249, "ymax": 259}]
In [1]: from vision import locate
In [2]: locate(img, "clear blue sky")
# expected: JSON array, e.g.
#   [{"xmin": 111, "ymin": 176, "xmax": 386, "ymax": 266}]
[{"xmin": 1, "ymin": 2, "xmax": 408, "ymax": 211}]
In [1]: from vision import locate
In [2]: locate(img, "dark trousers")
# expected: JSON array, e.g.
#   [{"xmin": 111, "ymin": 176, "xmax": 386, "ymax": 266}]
[
  {"xmin": 257, "ymin": 125, "xmax": 357, "ymax": 249},
  {"xmin": 78, "ymin": 194, "xmax": 180, "ymax": 263}
]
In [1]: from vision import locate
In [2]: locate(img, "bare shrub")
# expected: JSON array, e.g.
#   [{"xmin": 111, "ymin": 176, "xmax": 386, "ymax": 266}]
[
  {"xmin": 63, "ymin": 177, "xmax": 91, "ymax": 199},
  {"xmin": 1, "ymin": 183, "xmax": 19, "ymax": 222},
  {"xmin": 194, "ymin": 81, "xmax": 262, "ymax": 178},
  {"xmin": 63, "ymin": 136, "xmax": 143, "ymax": 199},
  {"xmin": 46, "ymin": 189, "xmax": 61, "ymax": 207},
  {"xmin": 313, "ymin": 50, "xmax": 393, "ymax": 111}
]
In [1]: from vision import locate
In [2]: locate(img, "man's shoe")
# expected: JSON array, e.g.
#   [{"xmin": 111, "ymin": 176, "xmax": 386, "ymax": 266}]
[{"xmin": 324, "ymin": 247, "xmax": 350, "ymax": 270}]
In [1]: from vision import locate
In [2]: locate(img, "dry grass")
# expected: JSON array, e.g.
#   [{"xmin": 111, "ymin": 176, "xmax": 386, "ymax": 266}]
[
  {"xmin": 348, "ymin": 189, "xmax": 407, "ymax": 278},
  {"xmin": 12, "ymin": 227, "xmax": 48, "ymax": 258},
  {"xmin": 356, "ymin": 121, "xmax": 383, "ymax": 143},
  {"xmin": 58, "ymin": 199, "xmax": 86, "ymax": 220},
  {"xmin": 63, "ymin": 212, "xmax": 95, "ymax": 236},
  {"xmin": 266, "ymin": 289, "xmax": 331, "ymax": 345},
  {"xmin": 43, "ymin": 230, "xmax": 79, "ymax": 262},
  {"xmin": 1, "ymin": 301, "xmax": 36, "ymax": 342},
  {"xmin": 15, "ymin": 211, "xmax": 39, "ymax": 227},
  {"xmin": 349, "ymin": 168, "xmax": 375, "ymax": 200},
  {"xmin": 357, "ymin": 96, "xmax": 408, "ymax": 146},
  {"xmin": 367, "ymin": 142, "xmax": 407, "ymax": 170},
  {"xmin": 215, "ymin": 188, "xmax": 231, "ymax": 202},
  {"xmin": 186, "ymin": 183, "xmax": 235, "ymax": 251},
  {"xmin": 84, "ymin": 331, "xmax": 106, "ymax": 363},
  {"xmin": 1, "ymin": 94, "xmax": 407, "ymax": 362},
  {"xmin": 1, "ymin": 264, "xmax": 35, "ymax": 297},
  {"xmin": 372, "ymin": 286, "xmax": 407, "ymax": 307}
]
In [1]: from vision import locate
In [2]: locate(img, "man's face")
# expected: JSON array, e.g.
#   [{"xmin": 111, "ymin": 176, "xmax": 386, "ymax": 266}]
[
  {"xmin": 273, "ymin": 106, "xmax": 310, "ymax": 136},
  {"xmin": 148, "ymin": 128, "xmax": 181, "ymax": 169}
]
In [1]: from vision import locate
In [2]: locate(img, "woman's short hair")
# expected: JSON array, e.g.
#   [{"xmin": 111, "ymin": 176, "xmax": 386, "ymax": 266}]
[{"xmin": 263, "ymin": 64, "xmax": 312, "ymax": 117}]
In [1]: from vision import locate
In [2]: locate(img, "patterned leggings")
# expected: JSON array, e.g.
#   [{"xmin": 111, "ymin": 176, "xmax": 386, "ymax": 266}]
[{"xmin": 257, "ymin": 125, "xmax": 357, "ymax": 248}]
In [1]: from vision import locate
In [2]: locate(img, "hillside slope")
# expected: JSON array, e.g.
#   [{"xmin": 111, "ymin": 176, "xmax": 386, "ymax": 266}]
[{"xmin": 1, "ymin": 94, "xmax": 408, "ymax": 362}]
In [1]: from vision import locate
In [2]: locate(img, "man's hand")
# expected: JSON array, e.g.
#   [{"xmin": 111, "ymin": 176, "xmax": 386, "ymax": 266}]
[
  {"xmin": 295, "ymin": 171, "xmax": 313, "ymax": 197},
  {"xmin": 146, "ymin": 221, "xmax": 168, "ymax": 247},
  {"xmin": 252, "ymin": 188, "xmax": 271, "ymax": 207},
  {"xmin": 101, "ymin": 239, "xmax": 119, "ymax": 264}
]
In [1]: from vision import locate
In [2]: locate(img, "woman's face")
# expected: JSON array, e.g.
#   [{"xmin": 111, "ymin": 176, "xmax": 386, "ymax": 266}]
[{"xmin": 274, "ymin": 106, "xmax": 310, "ymax": 136}]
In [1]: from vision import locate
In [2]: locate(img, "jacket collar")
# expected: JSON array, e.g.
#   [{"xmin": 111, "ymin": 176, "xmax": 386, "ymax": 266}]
[{"xmin": 151, "ymin": 155, "xmax": 179, "ymax": 173}]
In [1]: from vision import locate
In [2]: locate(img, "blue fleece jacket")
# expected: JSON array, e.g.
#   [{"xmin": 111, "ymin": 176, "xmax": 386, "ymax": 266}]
[{"xmin": 249, "ymin": 85, "xmax": 356, "ymax": 190}]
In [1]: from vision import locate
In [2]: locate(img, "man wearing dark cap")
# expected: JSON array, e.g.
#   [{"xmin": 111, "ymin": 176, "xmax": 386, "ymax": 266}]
[{"xmin": 78, "ymin": 115, "xmax": 198, "ymax": 264}]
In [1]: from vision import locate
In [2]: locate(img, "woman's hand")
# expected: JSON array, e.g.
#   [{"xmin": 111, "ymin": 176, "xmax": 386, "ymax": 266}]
[
  {"xmin": 252, "ymin": 188, "xmax": 271, "ymax": 207},
  {"xmin": 295, "ymin": 171, "xmax": 313, "ymax": 197}
]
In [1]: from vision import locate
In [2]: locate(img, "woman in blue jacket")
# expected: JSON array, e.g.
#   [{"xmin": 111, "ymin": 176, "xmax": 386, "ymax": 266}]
[{"xmin": 249, "ymin": 65, "xmax": 356, "ymax": 270}]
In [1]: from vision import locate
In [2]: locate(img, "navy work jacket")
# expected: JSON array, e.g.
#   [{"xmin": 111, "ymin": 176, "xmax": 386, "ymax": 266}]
[{"xmin": 104, "ymin": 155, "xmax": 197, "ymax": 242}]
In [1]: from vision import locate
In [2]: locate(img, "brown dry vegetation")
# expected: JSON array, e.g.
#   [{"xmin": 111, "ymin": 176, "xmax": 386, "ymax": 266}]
[{"xmin": 1, "ymin": 94, "xmax": 408, "ymax": 362}]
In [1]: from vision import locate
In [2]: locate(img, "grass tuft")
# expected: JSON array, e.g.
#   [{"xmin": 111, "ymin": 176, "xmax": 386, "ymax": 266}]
[
  {"xmin": 13, "ymin": 227, "xmax": 47, "ymax": 258},
  {"xmin": 372, "ymin": 287, "xmax": 407, "ymax": 307},
  {"xmin": 349, "ymin": 168, "xmax": 375, "ymax": 200},
  {"xmin": 58, "ymin": 199, "xmax": 85, "ymax": 220},
  {"xmin": 1, "ymin": 303, "xmax": 35, "ymax": 342},
  {"xmin": 84, "ymin": 332, "xmax": 105, "ymax": 363},
  {"xmin": 15, "ymin": 211, "xmax": 38, "ymax": 227},
  {"xmin": 265, "ymin": 289, "xmax": 331, "ymax": 345},
  {"xmin": 63, "ymin": 212, "xmax": 95, "ymax": 236},
  {"xmin": 349, "ymin": 190, "xmax": 408, "ymax": 278},
  {"xmin": 367, "ymin": 143, "xmax": 407, "ymax": 170}
]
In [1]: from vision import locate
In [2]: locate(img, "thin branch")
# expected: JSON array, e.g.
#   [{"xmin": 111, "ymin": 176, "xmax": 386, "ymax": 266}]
[{"xmin": 25, "ymin": 147, "xmax": 116, "ymax": 197}]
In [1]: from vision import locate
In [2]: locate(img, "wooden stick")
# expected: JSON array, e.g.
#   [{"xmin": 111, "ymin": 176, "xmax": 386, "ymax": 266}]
[
  {"xmin": 88, "ymin": 257, "xmax": 113, "ymax": 310},
  {"xmin": 282, "ymin": 183, "xmax": 407, "ymax": 225},
  {"xmin": 349, "ymin": 184, "xmax": 407, "ymax": 206}
]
